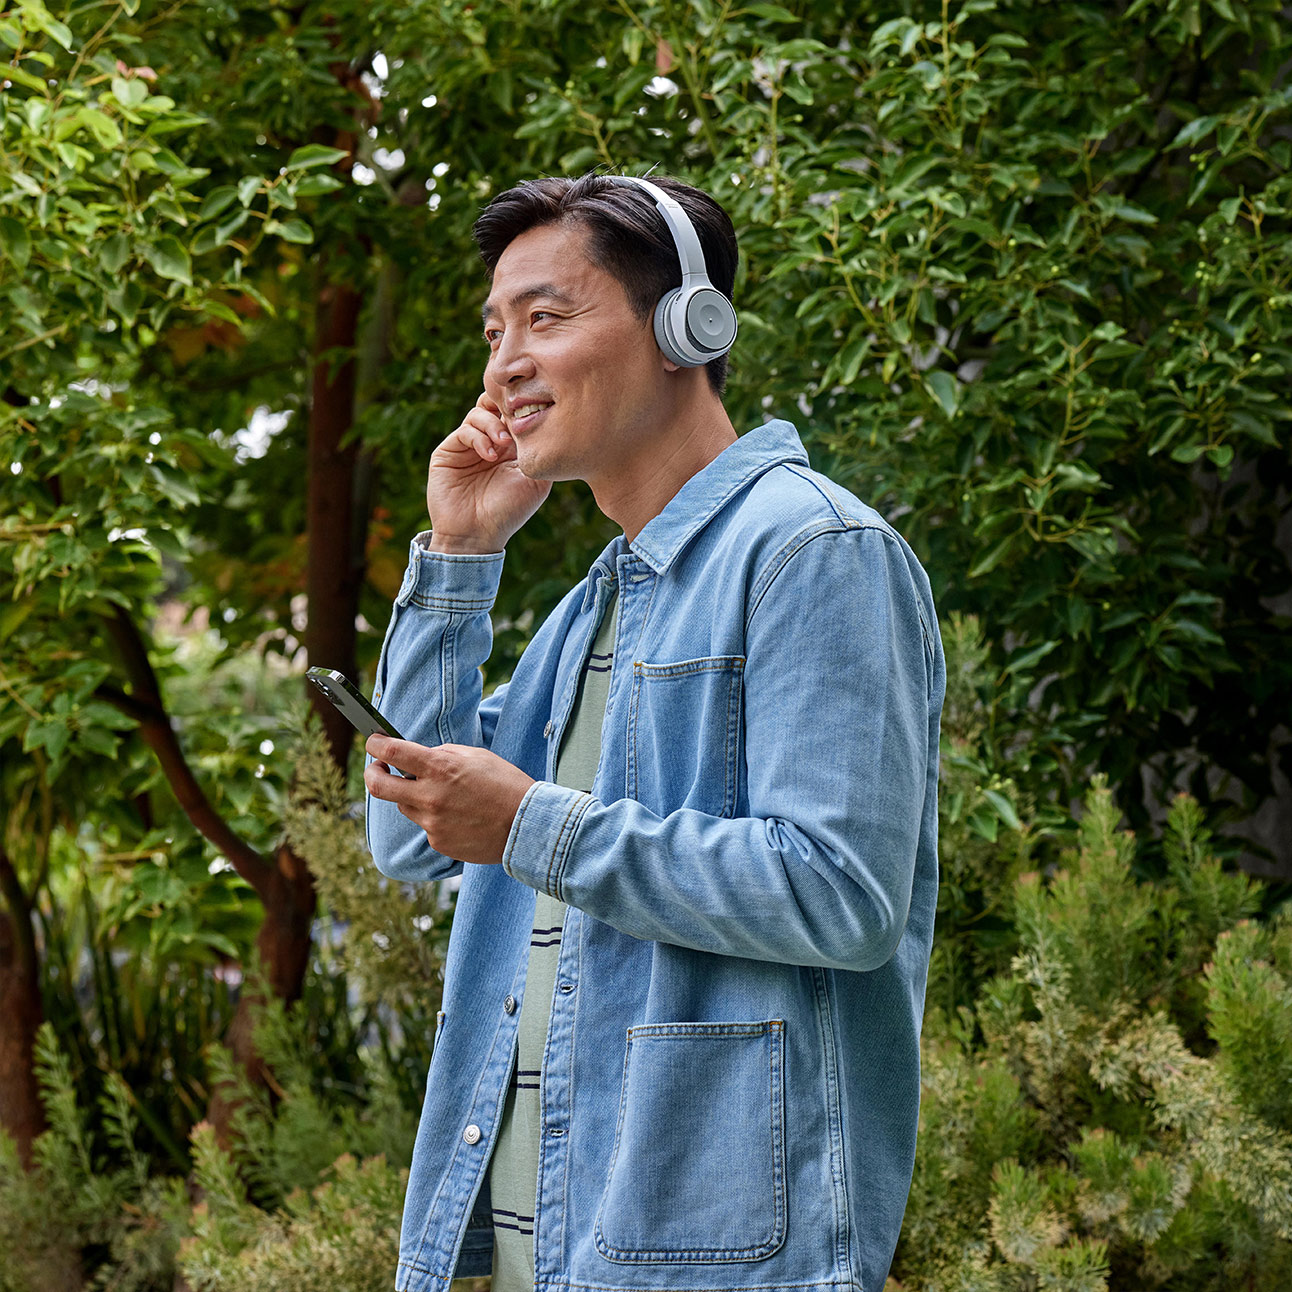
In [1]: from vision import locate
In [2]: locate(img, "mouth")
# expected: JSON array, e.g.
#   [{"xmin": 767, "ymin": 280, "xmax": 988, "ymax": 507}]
[{"xmin": 510, "ymin": 401, "xmax": 553, "ymax": 435}]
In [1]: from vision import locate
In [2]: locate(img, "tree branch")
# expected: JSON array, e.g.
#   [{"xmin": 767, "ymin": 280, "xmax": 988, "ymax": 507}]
[{"xmin": 95, "ymin": 603, "xmax": 273, "ymax": 899}]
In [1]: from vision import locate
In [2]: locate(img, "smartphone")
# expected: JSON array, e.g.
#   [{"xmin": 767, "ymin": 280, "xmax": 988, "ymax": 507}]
[{"xmin": 305, "ymin": 667, "xmax": 417, "ymax": 779}]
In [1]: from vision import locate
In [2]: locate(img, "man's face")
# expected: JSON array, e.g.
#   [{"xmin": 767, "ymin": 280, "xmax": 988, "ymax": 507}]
[{"xmin": 481, "ymin": 220, "xmax": 670, "ymax": 483}]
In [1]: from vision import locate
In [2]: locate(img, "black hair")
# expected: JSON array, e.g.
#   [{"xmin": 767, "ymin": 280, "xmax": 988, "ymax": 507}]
[{"xmin": 472, "ymin": 172, "xmax": 738, "ymax": 397}]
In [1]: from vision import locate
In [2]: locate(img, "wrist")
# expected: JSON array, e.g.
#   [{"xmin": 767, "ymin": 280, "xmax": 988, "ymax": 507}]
[{"xmin": 424, "ymin": 531, "xmax": 505, "ymax": 555}]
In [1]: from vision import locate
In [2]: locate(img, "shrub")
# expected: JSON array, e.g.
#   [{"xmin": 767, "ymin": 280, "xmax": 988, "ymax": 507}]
[{"xmin": 894, "ymin": 781, "xmax": 1291, "ymax": 1291}]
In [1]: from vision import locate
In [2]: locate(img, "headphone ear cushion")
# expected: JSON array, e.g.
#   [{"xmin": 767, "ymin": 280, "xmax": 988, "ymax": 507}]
[{"xmin": 652, "ymin": 290, "xmax": 694, "ymax": 367}]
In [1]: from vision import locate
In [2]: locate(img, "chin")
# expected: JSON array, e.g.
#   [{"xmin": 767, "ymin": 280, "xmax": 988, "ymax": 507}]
[{"xmin": 514, "ymin": 443, "xmax": 577, "ymax": 484}]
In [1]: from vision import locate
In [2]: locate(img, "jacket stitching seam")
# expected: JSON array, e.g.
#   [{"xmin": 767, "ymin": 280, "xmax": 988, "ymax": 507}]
[
  {"xmin": 782, "ymin": 463, "xmax": 864, "ymax": 529},
  {"xmin": 406, "ymin": 593, "xmax": 497, "ymax": 612},
  {"xmin": 748, "ymin": 524, "xmax": 935, "ymax": 660},
  {"xmin": 747, "ymin": 521, "xmax": 853, "ymax": 626},
  {"xmin": 551, "ymin": 793, "xmax": 594, "ymax": 899}
]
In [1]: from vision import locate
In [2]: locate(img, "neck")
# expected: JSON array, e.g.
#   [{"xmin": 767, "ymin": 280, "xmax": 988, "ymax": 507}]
[{"xmin": 589, "ymin": 383, "xmax": 738, "ymax": 544}]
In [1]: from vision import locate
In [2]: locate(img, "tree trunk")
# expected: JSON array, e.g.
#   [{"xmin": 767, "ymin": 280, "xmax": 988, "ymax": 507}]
[
  {"xmin": 306, "ymin": 258, "xmax": 366, "ymax": 768},
  {"xmin": 208, "ymin": 252, "xmax": 369, "ymax": 1144},
  {"xmin": 0, "ymin": 848, "xmax": 45, "ymax": 1166}
]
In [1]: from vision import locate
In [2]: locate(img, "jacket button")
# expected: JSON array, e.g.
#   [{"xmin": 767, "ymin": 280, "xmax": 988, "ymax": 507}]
[
  {"xmin": 503, "ymin": 995, "xmax": 517, "ymax": 1015},
  {"xmin": 543, "ymin": 720, "xmax": 554, "ymax": 738},
  {"xmin": 463, "ymin": 1124, "xmax": 481, "ymax": 1145}
]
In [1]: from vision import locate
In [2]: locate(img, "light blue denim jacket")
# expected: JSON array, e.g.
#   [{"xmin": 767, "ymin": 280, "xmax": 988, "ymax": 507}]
[{"xmin": 365, "ymin": 419, "xmax": 944, "ymax": 1292}]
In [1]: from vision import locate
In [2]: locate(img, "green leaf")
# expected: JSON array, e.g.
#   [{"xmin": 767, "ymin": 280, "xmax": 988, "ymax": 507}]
[
  {"xmin": 143, "ymin": 236, "xmax": 192, "ymax": 285},
  {"xmin": 0, "ymin": 216, "xmax": 32, "ymax": 270},
  {"xmin": 1090, "ymin": 339, "xmax": 1141, "ymax": 361},
  {"xmin": 266, "ymin": 218, "xmax": 314, "ymax": 244},
  {"xmin": 294, "ymin": 173, "xmax": 343, "ymax": 198},
  {"xmin": 111, "ymin": 75, "xmax": 148, "ymax": 109},
  {"xmin": 237, "ymin": 175, "xmax": 261, "ymax": 207},
  {"xmin": 1171, "ymin": 115, "xmax": 1220, "ymax": 148},
  {"xmin": 968, "ymin": 533, "xmax": 1017, "ymax": 579},
  {"xmin": 43, "ymin": 18, "xmax": 74, "ymax": 50},
  {"xmin": 1052, "ymin": 463, "xmax": 1105, "ymax": 492},
  {"xmin": 966, "ymin": 808, "xmax": 999, "ymax": 842},
  {"xmin": 923, "ymin": 370, "xmax": 960, "ymax": 418},
  {"xmin": 199, "ymin": 186, "xmax": 239, "ymax": 221},
  {"xmin": 214, "ymin": 208, "xmax": 251, "ymax": 245},
  {"xmin": 744, "ymin": 2, "xmax": 798, "ymax": 20},
  {"xmin": 76, "ymin": 106, "xmax": 122, "ymax": 147},
  {"xmin": 1109, "ymin": 202, "xmax": 1158, "ymax": 226},
  {"xmin": 100, "ymin": 232, "xmax": 130, "ymax": 274},
  {"xmin": 1171, "ymin": 619, "xmax": 1225, "ymax": 646},
  {"xmin": 1002, "ymin": 639, "xmax": 1060, "ymax": 677},
  {"xmin": 285, "ymin": 144, "xmax": 350, "ymax": 171},
  {"xmin": 150, "ymin": 464, "xmax": 200, "ymax": 508},
  {"xmin": 4, "ymin": 64, "xmax": 48, "ymax": 93},
  {"xmin": 983, "ymin": 789, "xmax": 1022, "ymax": 832},
  {"xmin": 1187, "ymin": 160, "xmax": 1223, "ymax": 207}
]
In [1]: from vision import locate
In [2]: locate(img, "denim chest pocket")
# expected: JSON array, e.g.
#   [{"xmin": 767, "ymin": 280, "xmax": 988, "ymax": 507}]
[
  {"xmin": 627, "ymin": 655, "xmax": 745, "ymax": 818},
  {"xmin": 594, "ymin": 1020, "xmax": 787, "ymax": 1264}
]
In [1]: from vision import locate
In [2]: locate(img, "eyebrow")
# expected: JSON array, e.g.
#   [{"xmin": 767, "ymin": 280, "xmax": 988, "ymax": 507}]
[{"xmin": 480, "ymin": 283, "xmax": 578, "ymax": 328}]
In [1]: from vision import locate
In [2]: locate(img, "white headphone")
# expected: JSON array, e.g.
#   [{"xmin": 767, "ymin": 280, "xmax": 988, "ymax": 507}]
[{"xmin": 604, "ymin": 174, "xmax": 739, "ymax": 369}]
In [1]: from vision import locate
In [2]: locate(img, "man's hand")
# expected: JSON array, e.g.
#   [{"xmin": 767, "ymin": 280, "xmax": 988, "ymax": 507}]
[
  {"xmin": 364, "ymin": 735, "xmax": 536, "ymax": 866},
  {"xmin": 425, "ymin": 391, "xmax": 551, "ymax": 554}
]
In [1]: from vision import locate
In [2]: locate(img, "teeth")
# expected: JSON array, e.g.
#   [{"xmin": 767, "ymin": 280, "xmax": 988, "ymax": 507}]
[{"xmin": 514, "ymin": 403, "xmax": 550, "ymax": 419}]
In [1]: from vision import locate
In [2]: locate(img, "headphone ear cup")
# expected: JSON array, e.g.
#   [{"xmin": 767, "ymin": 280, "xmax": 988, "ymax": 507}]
[{"xmin": 652, "ymin": 288, "xmax": 737, "ymax": 368}]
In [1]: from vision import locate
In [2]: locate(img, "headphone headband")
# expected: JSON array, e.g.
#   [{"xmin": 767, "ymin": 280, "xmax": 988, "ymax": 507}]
[
  {"xmin": 602, "ymin": 173, "xmax": 738, "ymax": 369},
  {"xmin": 606, "ymin": 175, "xmax": 708, "ymax": 288}
]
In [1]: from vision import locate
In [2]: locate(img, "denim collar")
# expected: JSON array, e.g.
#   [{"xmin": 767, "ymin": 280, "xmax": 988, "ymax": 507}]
[{"xmin": 582, "ymin": 419, "xmax": 809, "ymax": 610}]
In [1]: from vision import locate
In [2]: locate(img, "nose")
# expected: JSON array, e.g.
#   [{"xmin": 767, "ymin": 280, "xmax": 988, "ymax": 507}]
[{"xmin": 484, "ymin": 329, "xmax": 536, "ymax": 390}]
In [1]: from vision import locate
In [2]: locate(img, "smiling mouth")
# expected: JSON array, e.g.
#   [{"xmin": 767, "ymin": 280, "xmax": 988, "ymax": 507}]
[{"xmin": 511, "ymin": 402, "xmax": 553, "ymax": 434}]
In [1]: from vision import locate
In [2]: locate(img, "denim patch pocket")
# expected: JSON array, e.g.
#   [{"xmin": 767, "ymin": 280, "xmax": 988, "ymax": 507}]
[
  {"xmin": 627, "ymin": 656, "xmax": 745, "ymax": 818},
  {"xmin": 593, "ymin": 1020, "xmax": 787, "ymax": 1264}
]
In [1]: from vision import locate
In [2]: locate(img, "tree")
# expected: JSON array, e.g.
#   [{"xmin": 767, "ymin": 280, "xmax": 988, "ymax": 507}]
[{"xmin": 3, "ymin": 0, "xmax": 1288, "ymax": 1190}]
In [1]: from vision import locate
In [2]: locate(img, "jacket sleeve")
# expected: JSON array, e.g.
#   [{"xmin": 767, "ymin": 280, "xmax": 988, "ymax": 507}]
[
  {"xmin": 501, "ymin": 525, "xmax": 940, "ymax": 972},
  {"xmin": 364, "ymin": 532, "xmax": 508, "ymax": 882}
]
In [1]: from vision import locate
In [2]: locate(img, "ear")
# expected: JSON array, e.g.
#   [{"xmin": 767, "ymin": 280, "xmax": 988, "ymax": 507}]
[{"xmin": 662, "ymin": 356, "xmax": 682, "ymax": 373}]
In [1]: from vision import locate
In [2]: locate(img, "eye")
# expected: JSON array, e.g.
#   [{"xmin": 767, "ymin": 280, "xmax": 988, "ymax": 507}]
[
  {"xmin": 531, "ymin": 310, "xmax": 554, "ymax": 324},
  {"xmin": 483, "ymin": 326, "xmax": 501, "ymax": 344}
]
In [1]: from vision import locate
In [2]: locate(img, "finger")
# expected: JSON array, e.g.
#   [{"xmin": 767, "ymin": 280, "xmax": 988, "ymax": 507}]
[
  {"xmin": 365, "ymin": 759, "xmax": 411, "ymax": 801},
  {"xmin": 465, "ymin": 408, "xmax": 512, "ymax": 453},
  {"xmin": 443, "ymin": 412, "xmax": 502, "ymax": 463},
  {"xmin": 366, "ymin": 734, "xmax": 426, "ymax": 773}
]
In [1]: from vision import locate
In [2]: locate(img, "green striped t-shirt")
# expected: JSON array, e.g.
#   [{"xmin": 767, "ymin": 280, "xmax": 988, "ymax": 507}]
[{"xmin": 488, "ymin": 580, "xmax": 619, "ymax": 1289}]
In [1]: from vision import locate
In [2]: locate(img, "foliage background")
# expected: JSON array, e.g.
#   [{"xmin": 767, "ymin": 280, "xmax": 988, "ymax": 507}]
[{"xmin": 1, "ymin": 0, "xmax": 1290, "ymax": 1288}]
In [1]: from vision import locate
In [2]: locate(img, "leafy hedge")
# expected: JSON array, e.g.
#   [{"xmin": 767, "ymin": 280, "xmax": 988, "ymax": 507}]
[{"xmin": 3, "ymin": 622, "xmax": 1290, "ymax": 1291}]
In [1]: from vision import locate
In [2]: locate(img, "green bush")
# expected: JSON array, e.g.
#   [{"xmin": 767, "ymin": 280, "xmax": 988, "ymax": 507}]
[
  {"xmin": 894, "ymin": 782, "xmax": 1291, "ymax": 1290},
  {"xmin": 4, "ymin": 620, "xmax": 1289, "ymax": 1291}
]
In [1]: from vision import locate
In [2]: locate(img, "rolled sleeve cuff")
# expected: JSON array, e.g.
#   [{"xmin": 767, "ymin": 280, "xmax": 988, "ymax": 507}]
[
  {"xmin": 501, "ymin": 780, "xmax": 594, "ymax": 900},
  {"xmin": 396, "ymin": 530, "xmax": 505, "ymax": 610}
]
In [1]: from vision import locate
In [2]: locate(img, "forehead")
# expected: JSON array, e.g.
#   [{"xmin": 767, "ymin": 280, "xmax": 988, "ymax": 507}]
[{"xmin": 482, "ymin": 220, "xmax": 622, "ymax": 317}]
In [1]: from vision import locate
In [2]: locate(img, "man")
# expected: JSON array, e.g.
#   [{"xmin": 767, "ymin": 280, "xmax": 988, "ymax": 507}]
[{"xmin": 363, "ymin": 172, "xmax": 944, "ymax": 1292}]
